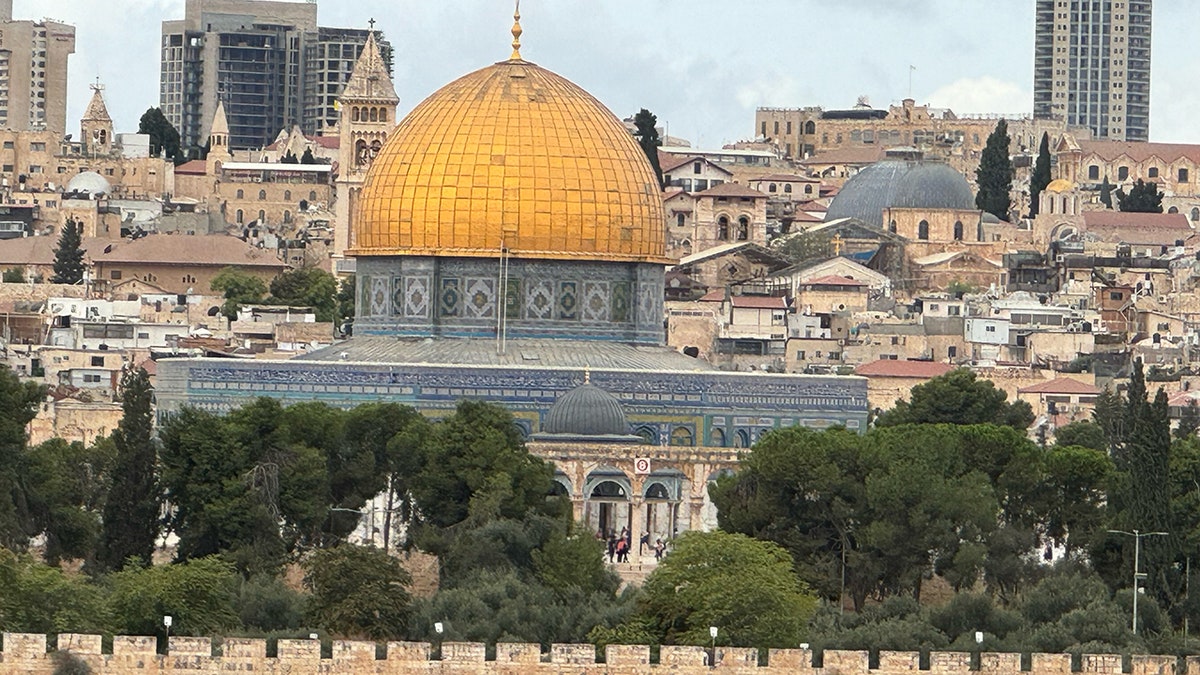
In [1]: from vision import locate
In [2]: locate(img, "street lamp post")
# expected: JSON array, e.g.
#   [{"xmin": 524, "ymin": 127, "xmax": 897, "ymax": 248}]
[{"xmin": 1108, "ymin": 529, "xmax": 1168, "ymax": 633}]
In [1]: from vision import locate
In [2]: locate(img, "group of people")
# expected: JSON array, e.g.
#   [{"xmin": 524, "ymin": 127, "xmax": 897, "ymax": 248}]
[{"xmin": 597, "ymin": 527, "xmax": 667, "ymax": 563}]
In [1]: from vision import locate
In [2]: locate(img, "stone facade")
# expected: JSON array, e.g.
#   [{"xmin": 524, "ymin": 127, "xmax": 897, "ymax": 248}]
[
  {"xmin": 355, "ymin": 257, "xmax": 666, "ymax": 344},
  {"xmin": 0, "ymin": 634, "xmax": 1184, "ymax": 675},
  {"xmin": 154, "ymin": 360, "xmax": 869, "ymax": 447}
]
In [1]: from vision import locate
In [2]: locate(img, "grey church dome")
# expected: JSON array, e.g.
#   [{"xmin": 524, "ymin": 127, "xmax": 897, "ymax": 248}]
[
  {"xmin": 543, "ymin": 382, "xmax": 629, "ymax": 436},
  {"xmin": 825, "ymin": 151, "xmax": 975, "ymax": 228}
]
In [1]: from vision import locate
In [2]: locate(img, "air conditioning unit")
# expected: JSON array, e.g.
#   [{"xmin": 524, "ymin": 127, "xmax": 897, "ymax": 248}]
[{"xmin": 1055, "ymin": 254, "xmax": 1065, "ymax": 263}]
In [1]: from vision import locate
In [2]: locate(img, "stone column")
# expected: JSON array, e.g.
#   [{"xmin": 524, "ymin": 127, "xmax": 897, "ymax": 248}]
[{"xmin": 627, "ymin": 496, "xmax": 642, "ymax": 562}]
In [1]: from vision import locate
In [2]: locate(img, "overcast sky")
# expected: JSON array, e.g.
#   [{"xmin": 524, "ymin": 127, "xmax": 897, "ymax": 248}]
[{"xmin": 23, "ymin": 0, "xmax": 1200, "ymax": 147}]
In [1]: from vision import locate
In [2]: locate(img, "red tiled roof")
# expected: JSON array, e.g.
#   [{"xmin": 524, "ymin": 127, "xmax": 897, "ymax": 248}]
[
  {"xmin": 1080, "ymin": 210, "xmax": 1194, "ymax": 246},
  {"xmin": 659, "ymin": 153, "xmax": 696, "ymax": 173},
  {"xmin": 803, "ymin": 274, "xmax": 869, "ymax": 287},
  {"xmin": 174, "ymin": 159, "xmax": 207, "ymax": 176},
  {"xmin": 1079, "ymin": 140, "xmax": 1200, "ymax": 165},
  {"xmin": 798, "ymin": 200, "xmax": 827, "ymax": 212},
  {"xmin": 1018, "ymin": 377, "xmax": 1101, "ymax": 395},
  {"xmin": 798, "ymin": 146, "xmax": 886, "ymax": 166},
  {"xmin": 792, "ymin": 211, "xmax": 823, "ymax": 223},
  {"xmin": 752, "ymin": 173, "xmax": 817, "ymax": 182},
  {"xmin": 730, "ymin": 295, "xmax": 788, "ymax": 309},
  {"xmin": 854, "ymin": 360, "xmax": 954, "ymax": 378},
  {"xmin": 1082, "ymin": 210, "xmax": 1192, "ymax": 230},
  {"xmin": 698, "ymin": 288, "xmax": 726, "ymax": 302},
  {"xmin": 695, "ymin": 182, "xmax": 767, "ymax": 199},
  {"xmin": 313, "ymin": 136, "xmax": 340, "ymax": 149}
]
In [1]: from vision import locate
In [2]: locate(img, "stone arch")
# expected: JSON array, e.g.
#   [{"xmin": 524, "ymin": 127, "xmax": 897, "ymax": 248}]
[
  {"xmin": 670, "ymin": 426, "xmax": 694, "ymax": 447},
  {"xmin": 717, "ymin": 215, "xmax": 730, "ymax": 240},
  {"xmin": 735, "ymin": 429, "xmax": 751, "ymax": 448},
  {"xmin": 550, "ymin": 472, "xmax": 573, "ymax": 498},
  {"xmin": 737, "ymin": 216, "xmax": 750, "ymax": 241},
  {"xmin": 804, "ymin": 120, "xmax": 816, "ymax": 135},
  {"xmin": 953, "ymin": 220, "xmax": 964, "ymax": 241},
  {"xmin": 710, "ymin": 427, "xmax": 727, "ymax": 447},
  {"xmin": 633, "ymin": 425, "xmax": 657, "ymax": 444},
  {"xmin": 370, "ymin": 107, "xmax": 379, "ymax": 122},
  {"xmin": 918, "ymin": 220, "xmax": 929, "ymax": 240}
]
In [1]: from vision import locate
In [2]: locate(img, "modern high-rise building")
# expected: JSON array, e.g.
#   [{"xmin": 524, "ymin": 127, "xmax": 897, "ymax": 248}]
[
  {"xmin": 160, "ymin": 0, "xmax": 390, "ymax": 152},
  {"xmin": 1033, "ymin": 0, "xmax": 1152, "ymax": 141},
  {"xmin": 0, "ymin": 0, "xmax": 76, "ymax": 135}
]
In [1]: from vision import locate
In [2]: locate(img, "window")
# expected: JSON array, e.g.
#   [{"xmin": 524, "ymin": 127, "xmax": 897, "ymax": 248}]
[
  {"xmin": 236, "ymin": 209, "xmax": 244, "ymax": 224},
  {"xmin": 236, "ymin": 189, "xmax": 244, "ymax": 199},
  {"xmin": 795, "ymin": 350, "xmax": 805, "ymax": 360},
  {"xmin": 1, "ymin": 141, "xmax": 11, "ymax": 149},
  {"xmin": 29, "ymin": 142, "xmax": 44, "ymax": 152},
  {"xmin": 91, "ymin": 356, "xmax": 104, "ymax": 367},
  {"xmin": 258, "ymin": 189, "xmax": 267, "ymax": 201},
  {"xmin": 804, "ymin": 184, "xmax": 813, "ymax": 195},
  {"xmin": 784, "ymin": 184, "xmax": 792, "ymax": 194},
  {"xmin": 83, "ymin": 374, "xmax": 102, "ymax": 384},
  {"xmin": 918, "ymin": 220, "xmax": 929, "ymax": 240},
  {"xmin": 693, "ymin": 161, "xmax": 702, "ymax": 175},
  {"xmin": 1088, "ymin": 165, "xmax": 1100, "ymax": 180},
  {"xmin": 309, "ymin": 191, "xmax": 317, "ymax": 201},
  {"xmin": 889, "ymin": 220, "xmax": 897, "ymax": 234},
  {"xmin": 1180, "ymin": 168, "xmax": 1190, "ymax": 182},
  {"xmin": 786, "ymin": 121, "xmax": 792, "ymax": 135},
  {"xmin": 717, "ymin": 216, "xmax": 729, "ymax": 240},
  {"xmin": 947, "ymin": 346, "xmax": 957, "ymax": 358},
  {"xmin": 1148, "ymin": 166, "xmax": 1159, "ymax": 178},
  {"xmin": 985, "ymin": 325, "xmax": 996, "ymax": 332},
  {"xmin": 109, "ymin": 270, "xmax": 121, "ymax": 280},
  {"xmin": 283, "ymin": 210, "xmax": 292, "ymax": 223},
  {"xmin": 953, "ymin": 220, "xmax": 963, "ymax": 240},
  {"xmin": 676, "ymin": 213, "xmax": 685, "ymax": 227},
  {"xmin": 948, "ymin": 306, "xmax": 961, "ymax": 316},
  {"xmin": 380, "ymin": 109, "xmax": 387, "ymax": 122},
  {"xmin": 284, "ymin": 190, "xmax": 291, "ymax": 201},
  {"xmin": 1109, "ymin": 291, "xmax": 1124, "ymax": 301},
  {"xmin": 737, "ymin": 216, "xmax": 750, "ymax": 241},
  {"xmin": 258, "ymin": 210, "xmax": 265, "ymax": 222},
  {"xmin": 768, "ymin": 183, "xmax": 777, "ymax": 193},
  {"xmin": 805, "ymin": 120, "xmax": 815, "ymax": 135},
  {"xmin": 1118, "ymin": 166, "xmax": 1129, "ymax": 180}
]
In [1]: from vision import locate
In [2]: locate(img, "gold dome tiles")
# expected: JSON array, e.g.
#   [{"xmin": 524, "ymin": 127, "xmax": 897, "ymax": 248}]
[{"xmin": 350, "ymin": 59, "xmax": 668, "ymax": 263}]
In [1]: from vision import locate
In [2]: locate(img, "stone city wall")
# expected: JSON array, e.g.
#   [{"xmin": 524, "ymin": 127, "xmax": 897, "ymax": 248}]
[{"xmin": 0, "ymin": 633, "xmax": 1189, "ymax": 675}]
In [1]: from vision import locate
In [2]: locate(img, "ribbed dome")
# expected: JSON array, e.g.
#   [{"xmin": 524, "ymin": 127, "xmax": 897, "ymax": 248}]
[
  {"xmin": 825, "ymin": 156, "xmax": 975, "ymax": 228},
  {"xmin": 543, "ymin": 382, "xmax": 629, "ymax": 436},
  {"xmin": 350, "ymin": 58, "xmax": 669, "ymax": 264}
]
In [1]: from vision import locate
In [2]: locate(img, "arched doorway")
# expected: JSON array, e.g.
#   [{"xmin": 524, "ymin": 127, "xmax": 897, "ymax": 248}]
[{"xmin": 584, "ymin": 469, "xmax": 631, "ymax": 538}]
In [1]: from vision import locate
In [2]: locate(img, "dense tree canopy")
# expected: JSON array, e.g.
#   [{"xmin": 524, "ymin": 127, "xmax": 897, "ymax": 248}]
[
  {"xmin": 304, "ymin": 545, "xmax": 412, "ymax": 639},
  {"xmin": 874, "ymin": 368, "xmax": 1034, "ymax": 430},
  {"xmin": 137, "ymin": 107, "xmax": 182, "ymax": 161},
  {"xmin": 1117, "ymin": 179, "xmax": 1165, "ymax": 213},
  {"xmin": 97, "ymin": 368, "xmax": 159, "ymax": 572},
  {"xmin": 269, "ymin": 267, "xmax": 339, "ymax": 322},
  {"xmin": 210, "ymin": 267, "xmax": 268, "ymax": 321}
]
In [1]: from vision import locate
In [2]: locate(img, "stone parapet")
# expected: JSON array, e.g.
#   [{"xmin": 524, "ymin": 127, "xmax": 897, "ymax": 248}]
[{"xmin": 0, "ymin": 634, "xmax": 1192, "ymax": 675}]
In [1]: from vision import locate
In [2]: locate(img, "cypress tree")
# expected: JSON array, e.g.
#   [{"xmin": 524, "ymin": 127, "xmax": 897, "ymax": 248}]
[
  {"xmin": 96, "ymin": 367, "xmax": 159, "ymax": 572},
  {"xmin": 1029, "ymin": 132, "xmax": 1052, "ymax": 218},
  {"xmin": 633, "ymin": 108, "xmax": 665, "ymax": 189},
  {"xmin": 975, "ymin": 119, "xmax": 1014, "ymax": 221},
  {"xmin": 50, "ymin": 217, "xmax": 86, "ymax": 285},
  {"xmin": 1099, "ymin": 175, "xmax": 1114, "ymax": 209}
]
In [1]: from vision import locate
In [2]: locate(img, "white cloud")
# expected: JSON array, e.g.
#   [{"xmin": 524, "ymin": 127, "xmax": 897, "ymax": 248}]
[{"xmin": 922, "ymin": 77, "xmax": 1031, "ymax": 117}]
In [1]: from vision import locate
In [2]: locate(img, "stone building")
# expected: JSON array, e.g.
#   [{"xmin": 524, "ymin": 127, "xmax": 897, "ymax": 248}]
[
  {"xmin": 1054, "ymin": 136, "xmax": 1200, "ymax": 221},
  {"xmin": 669, "ymin": 183, "xmax": 769, "ymax": 260},
  {"xmin": 756, "ymin": 99, "xmax": 1071, "ymax": 172},
  {"xmin": 0, "ymin": 0, "xmax": 75, "ymax": 135}
]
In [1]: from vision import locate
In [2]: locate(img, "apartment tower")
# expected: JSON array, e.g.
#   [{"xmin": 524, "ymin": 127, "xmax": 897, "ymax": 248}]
[
  {"xmin": 0, "ymin": 0, "xmax": 76, "ymax": 135},
  {"xmin": 160, "ymin": 0, "xmax": 390, "ymax": 152},
  {"xmin": 1033, "ymin": 0, "xmax": 1151, "ymax": 141}
]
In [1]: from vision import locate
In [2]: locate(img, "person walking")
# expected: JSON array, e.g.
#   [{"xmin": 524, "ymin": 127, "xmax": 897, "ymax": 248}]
[
  {"xmin": 607, "ymin": 534, "xmax": 617, "ymax": 563},
  {"xmin": 615, "ymin": 535, "xmax": 628, "ymax": 563},
  {"xmin": 639, "ymin": 531, "xmax": 651, "ymax": 555},
  {"xmin": 654, "ymin": 538, "xmax": 665, "ymax": 561}
]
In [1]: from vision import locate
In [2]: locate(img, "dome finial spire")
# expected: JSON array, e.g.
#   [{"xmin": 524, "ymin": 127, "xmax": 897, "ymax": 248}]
[{"xmin": 510, "ymin": 0, "xmax": 523, "ymax": 60}]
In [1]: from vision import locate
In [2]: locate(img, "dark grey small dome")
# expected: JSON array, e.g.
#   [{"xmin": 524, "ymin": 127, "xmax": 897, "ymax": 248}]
[
  {"xmin": 543, "ymin": 383, "xmax": 629, "ymax": 436},
  {"xmin": 825, "ymin": 154, "xmax": 975, "ymax": 228}
]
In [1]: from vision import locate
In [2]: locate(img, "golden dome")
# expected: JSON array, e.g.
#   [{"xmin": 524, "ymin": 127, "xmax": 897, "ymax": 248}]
[
  {"xmin": 351, "ymin": 59, "xmax": 669, "ymax": 264},
  {"xmin": 1045, "ymin": 178, "xmax": 1075, "ymax": 193}
]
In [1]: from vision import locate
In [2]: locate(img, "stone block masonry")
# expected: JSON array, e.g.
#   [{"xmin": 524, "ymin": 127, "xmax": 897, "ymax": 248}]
[{"xmin": 0, "ymin": 633, "xmax": 1188, "ymax": 674}]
